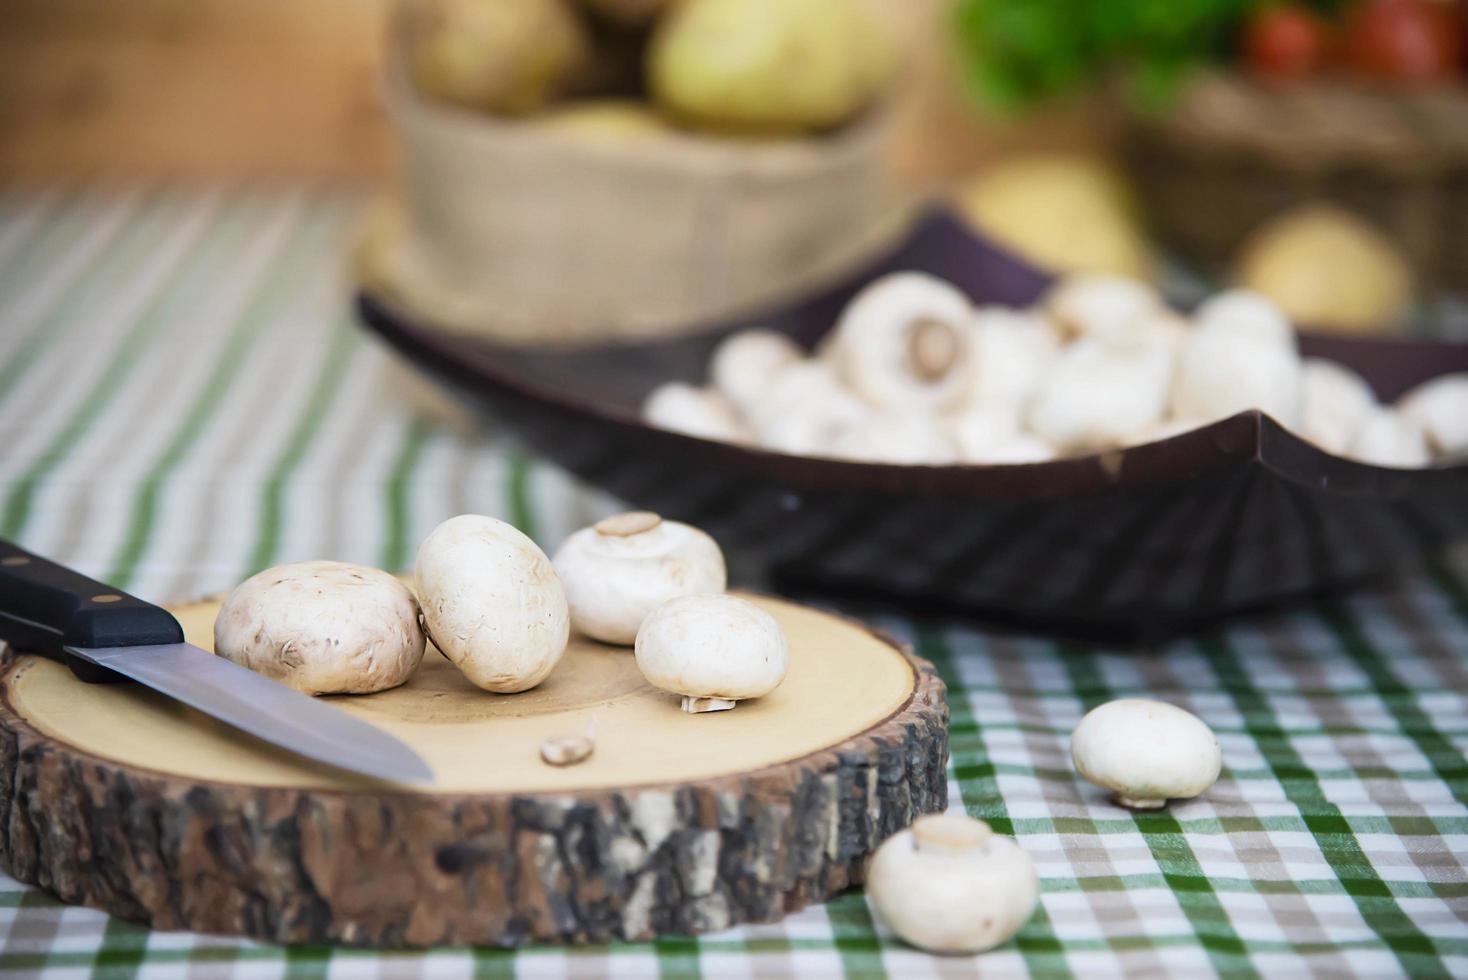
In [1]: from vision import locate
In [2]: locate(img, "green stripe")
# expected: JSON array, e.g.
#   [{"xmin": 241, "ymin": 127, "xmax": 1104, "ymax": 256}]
[
  {"xmin": 0, "ymin": 188, "xmax": 171, "ymax": 402},
  {"xmin": 0, "ymin": 186, "xmax": 89, "ymax": 298},
  {"xmin": 380, "ymin": 418, "xmax": 432, "ymax": 573},
  {"xmin": 653, "ymin": 936, "xmax": 702, "ymax": 978},
  {"xmin": 91, "ymin": 916, "xmax": 150, "ymax": 979},
  {"xmin": 245, "ymin": 314, "xmax": 360, "ymax": 576},
  {"xmin": 1200, "ymin": 635, "xmax": 1450, "ymax": 977},
  {"xmin": 506, "ymin": 449, "xmax": 538, "ymax": 542},
  {"xmin": 1, "ymin": 194, "xmax": 248, "ymax": 540},
  {"xmin": 1062, "ymin": 650, "xmax": 1256, "ymax": 976},
  {"xmin": 826, "ymin": 889, "xmax": 886, "ymax": 977},
  {"xmin": 1315, "ymin": 603, "xmax": 1468, "ymax": 807},
  {"xmin": 105, "ymin": 195, "xmax": 344, "ymax": 590},
  {"xmin": 915, "ymin": 626, "xmax": 1072, "ymax": 975}
]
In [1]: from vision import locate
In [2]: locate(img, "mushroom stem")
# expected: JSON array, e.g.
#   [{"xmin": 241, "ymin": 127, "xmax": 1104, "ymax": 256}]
[
  {"xmin": 907, "ymin": 318, "xmax": 961, "ymax": 382},
  {"xmin": 594, "ymin": 511, "xmax": 662, "ymax": 537},
  {"xmin": 682, "ymin": 696, "xmax": 737, "ymax": 713},
  {"xmin": 1113, "ymin": 793, "xmax": 1167, "ymax": 810}
]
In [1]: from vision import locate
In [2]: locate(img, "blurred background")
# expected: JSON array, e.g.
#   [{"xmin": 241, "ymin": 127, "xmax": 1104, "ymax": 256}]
[{"xmin": 3, "ymin": 0, "xmax": 1466, "ymax": 339}]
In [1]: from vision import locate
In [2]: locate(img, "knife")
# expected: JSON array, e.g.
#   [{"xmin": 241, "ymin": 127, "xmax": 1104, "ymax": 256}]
[{"xmin": 0, "ymin": 539, "xmax": 433, "ymax": 786}]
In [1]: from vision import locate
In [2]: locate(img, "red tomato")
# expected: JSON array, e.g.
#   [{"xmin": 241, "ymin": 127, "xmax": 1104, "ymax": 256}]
[
  {"xmin": 1342, "ymin": 0, "xmax": 1463, "ymax": 83},
  {"xmin": 1244, "ymin": 5, "xmax": 1334, "ymax": 78}
]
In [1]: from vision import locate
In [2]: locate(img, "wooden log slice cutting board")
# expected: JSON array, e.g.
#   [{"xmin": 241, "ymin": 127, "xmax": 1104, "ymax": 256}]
[{"xmin": 0, "ymin": 593, "xmax": 948, "ymax": 947}]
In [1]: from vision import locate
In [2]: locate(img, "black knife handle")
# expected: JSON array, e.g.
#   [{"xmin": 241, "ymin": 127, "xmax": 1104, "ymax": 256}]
[{"xmin": 0, "ymin": 538, "xmax": 184, "ymax": 682}]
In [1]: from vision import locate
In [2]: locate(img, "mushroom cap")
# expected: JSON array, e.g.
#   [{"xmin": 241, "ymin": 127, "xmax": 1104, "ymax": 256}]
[
  {"xmin": 1298, "ymin": 358, "xmax": 1378, "ymax": 455},
  {"xmin": 867, "ymin": 813, "xmax": 1039, "ymax": 954},
  {"xmin": 756, "ymin": 386, "xmax": 870, "ymax": 459},
  {"xmin": 1170, "ymin": 326, "xmax": 1303, "ymax": 427},
  {"xmin": 748, "ymin": 359, "xmax": 849, "ymax": 434},
  {"xmin": 1398, "ymin": 373, "xmax": 1468, "ymax": 458},
  {"xmin": 830, "ymin": 272, "xmax": 977, "ymax": 413},
  {"xmin": 1349, "ymin": 408, "xmax": 1431, "ymax": 469},
  {"xmin": 642, "ymin": 382, "xmax": 747, "ymax": 444},
  {"xmin": 414, "ymin": 514, "xmax": 570, "ymax": 693},
  {"xmin": 710, "ymin": 329, "xmax": 803, "ymax": 413},
  {"xmin": 966, "ymin": 307, "xmax": 1061, "ymax": 410},
  {"xmin": 213, "ymin": 561, "xmax": 425, "ymax": 695},
  {"xmin": 552, "ymin": 512, "xmax": 727, "ymax": 645},
  {"xmin": 1044, "ymin": 274, "xmax": 1161, "ymax": 344},
  {"xmin": 634, "ymin": 593, "xmax": 789, "ymax": 701},
  {"xmin": 1026, "ymin": 337, "xmax": 1173, "ymax": 451},
  {"xmin": 832, "ymin": 410, "xmax": 960, "ymax": 465},
  {"xmin": 1070, "ymin": 699, "xmax": 1222, "ymax": 807},
  {"xmin": 1193, "ymin": 289, "xmax": 1294, "ymax": 349}
]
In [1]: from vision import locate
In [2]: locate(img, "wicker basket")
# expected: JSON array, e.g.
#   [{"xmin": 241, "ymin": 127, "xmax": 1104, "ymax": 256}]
[
  {"xmin": 1122, "ymin": 72, "xmax": 1468, "ymax": 294},
  {"xmin": 356, "ymin": 68, "xmax": 904, "ymax": 347}
]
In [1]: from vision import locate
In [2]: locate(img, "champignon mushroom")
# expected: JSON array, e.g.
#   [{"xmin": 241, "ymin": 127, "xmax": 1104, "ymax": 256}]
[
  {"xmin": 552, "ymin": 511, "xmax": 726, "ymax": 645},
  {"xmin": 1398, "ymin": 373, "xmax": 1468, "ymax": 459},
  {"xmin": 1170, "ymin": 319, "xmax": 1303, "ymax": 427},
  {"xmin": 867, "ymin": 812, "xmax": 1039, "ymax": 954},
  {"xmin": 829, "ymin": 272, "xmax": 977, "ymax": 413},
  {"xmin": 1071, "ymin": 699, "xmax": 1222, "ymax": 809},
  {"xmin": 949, "ymin": 407, "xmax": 1056, "ymax": 464},
  {"xmin": 214, "ymin": 561, "xmax": 425, "ymax": 695},
  {"xmin": 1193, "ymin": 289, "xmax": 1293, "ymax": 348},
  {"xmin": 414, "ymin": 515, "xmax": 570, "ymax": 693},
  {"xmin": 747, "ymin": 359, "xmax": 849, "ymax": 434},
  {"xmin": 634, "ymin": 593, "xmax": 788, "ymax": 713},
  {"xmin": 709, "ymin": 329, "xmax": 803, "ymax": 414},
  {"xmin": 1298, "ymin": 358, "xmax": 1378, "ymax": 455},
  {"xmin": 831, "ymin": 411, "xmax": 960, "ymax": 465},
  {"xmin": 1348, "ymin": 408, "xmax": 1431, "ymax": 468},
  {"xmin": 642, "ymin": 382, "xmax": 747, "ymax": 444},
  {"xmin": 1026, "ymin": 337, "xmax": 1173, "ymax": 452},
  {"xmin": 965, "ymin": 307, "xmax": 1061, "ymax": 410},
  {"xmin": 756, "ymin": 386, "xmax": 870, "ymax": 459},
  {"xmin": 1044, "ymin": 274, "xmax": 1161, "ymax": 344}
]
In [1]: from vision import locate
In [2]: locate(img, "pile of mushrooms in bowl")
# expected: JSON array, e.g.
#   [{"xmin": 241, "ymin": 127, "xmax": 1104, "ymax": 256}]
[{"xmin": 643, "ymin": 271, "xmax": 1468, "ymax": 469}]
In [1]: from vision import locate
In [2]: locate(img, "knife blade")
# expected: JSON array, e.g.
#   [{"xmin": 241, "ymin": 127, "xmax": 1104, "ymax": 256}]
[{"xmin": 0, "ymin": 538, "xmax": 433, "ymax": 786}]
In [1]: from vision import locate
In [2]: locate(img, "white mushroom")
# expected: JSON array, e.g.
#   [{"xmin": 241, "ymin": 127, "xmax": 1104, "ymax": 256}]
[
  {"xmin": 1070, "ymin": 699, "xmax": 1222, "ymax": 809},
  {"xmin": 757, "ymin": 386, "xmax": 871, "ymax": 459},
  {"xmin": 414, "ymin": 515, "xmax": 570, "ymax": 693},
  {"xmin": 747, "ymin": 359, "xmax": 849, "ymax": 434},
  {"xmin": 214, "ymin": 561, "xmax": 425, "ymax": 695},
  {"xmin": 949, "ymin": 407, "xmax": 1057, "ymax": 464},
  {"xmin": 867, "ymin": 812, "xmax": 1038, "ymax": 954},
  {"xmin": 1348, "ymin": 409, "xmax": 1431, "ymax": 468},
  {"xmin": 709, "ymin": 329, "xmax": 803, "ymax": 414},
  {"xmin": 965, "ymin": 307, "xmax": 1061, "ymax": 410},
  {"xmin": 1298, "ymin": 358, "xmax": 1378, "ymax": 455},
  {"xmin": 1044, "ymin": 274, "xmax": 1162, "ymax": 344},
  {"xmin": 1170, "ymin": 319, "xmax": 1303, "ymax": 427},
  {"xmin": 829, "ymin": 272, "xmax": 977, "ymax": 413},
  {"xmin": 642, "ymin": 382, "xmax": 747, "ymax": 444},
  {"xmin": 1397, "ymin": 373, "xmax": 1468, "ymax": 459},
  {"xmin": 634, "ymin": 593, "xmax": 788, "ymax": 713},
  {"xmin": 831, "ymin": 411, "xmax": 960, "ymax": 465},
  {"xmin": 1027, "ymin": 337, "xmax": 1173, "ymax": 452},
  {"xmin": 1193, "ymin": 289, "xmax": 1294, "ymax": 348},
  {"xmin": 552, "ymin": 511, "xmax": 726, "ymax": 645}
]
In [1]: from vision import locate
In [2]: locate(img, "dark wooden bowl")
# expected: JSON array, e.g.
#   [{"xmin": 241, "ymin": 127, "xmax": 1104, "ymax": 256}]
[{"xmin": 357, "ymin": 210, "xmax": 1468, "ymax": 638}]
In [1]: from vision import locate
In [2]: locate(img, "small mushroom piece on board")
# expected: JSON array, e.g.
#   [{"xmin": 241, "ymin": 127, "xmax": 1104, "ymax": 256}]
[
  {"xmin": 214, "ymin": 561, "xmax": 425, "ymax": 695},
  {"xmin": 415, "ymin": 515, "xmax": 570, "ymax": 693},
  {"xmin": 829, "ymin": 272, "xmax": 977, "ymax": 414},
  {"xmin": 553, "ymin": 511, "xmax": 726, "ymax": 645},
  {"xmin": 634, "ymin": 594, "xmax": 789, "ymax": 713},
  {"xmin": 642, "ymin": 382, "xmax": 747, "ymax": 444},
  {"xmin": 539, "ymin": 719, "xmax": 596, "ymax": 766},
  {"xmin": 709, "ymin": 329, "xmax": 803, "ymax": 415},
  {"xmin": 1298, "ymin": 358, "xmax": 1378, "ymax": 455},
  {"xmin": 1071, "ymin": 699, "xmax": 1222, "ymax": 809},
  {"xmin": 1397, "ymin": 373, "xmax": 1468, "ymax": 459},
  {"xmin": 867, "ymin": 812, "xmax": 1039, "ymax": 954}
]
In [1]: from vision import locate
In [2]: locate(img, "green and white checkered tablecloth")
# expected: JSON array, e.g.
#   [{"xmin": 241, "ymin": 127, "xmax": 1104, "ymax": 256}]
[{"xmin": 0, "ymin": 186, "xmax": 1465, "ymax": 978}]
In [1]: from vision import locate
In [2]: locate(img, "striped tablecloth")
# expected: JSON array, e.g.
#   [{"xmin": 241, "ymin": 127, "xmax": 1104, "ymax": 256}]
[{"xmin": 1, "ymin": 186, "xmax": 1465, "ymax": 978}]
